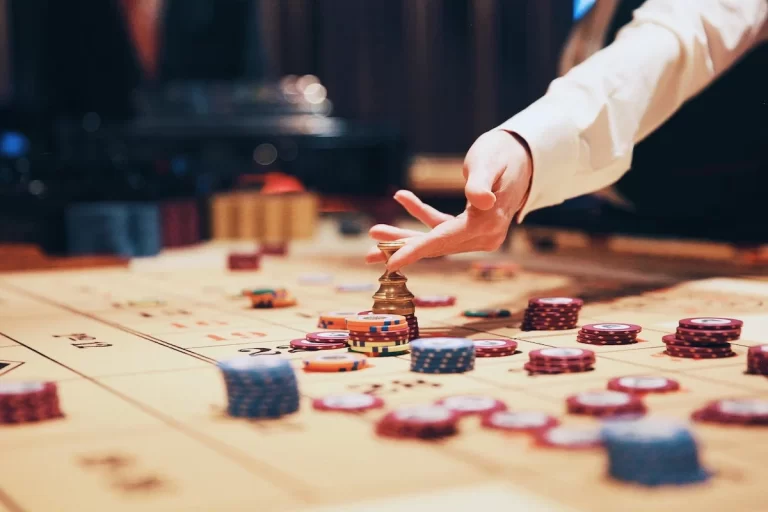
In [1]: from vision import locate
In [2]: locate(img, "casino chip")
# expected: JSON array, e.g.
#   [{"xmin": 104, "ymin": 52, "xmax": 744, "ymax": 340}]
[
  {"xmin": 312, "ymin": 393, "xmax": 384, "ymax": 413},
  {"xmin": 434, "ymin": 395, "xmax": 507, "ymax": 416},
  {"xmin": 346, "ymin": 314, "xmax": 413, "ymax": 355},
  {"xmin": 746, "ymin": 345, "xmax": 768, "ymax": 375},
  {"xmin": 692, "ymin": 398, "xmax": 768, "ymax": 425},
  {"xmin": 317, "ymin": 311, "xmax": 360, "ymax": 329},
  {"xmin": 248, "ymin": 288, "xmax": 297, "ymax": 308},
  {"xmin": 534, "ymin": 426, "xmax": 602, "ymax": 449},
  {"xmin": 607, "ymin": 376, "xmax": 680, "ymax": 394},
  {"xmin": 410, "ymin": 338, "xmax": 475, "ymax": 374},
  {"xmin": 218, "ymin": 357, "xmax": 300, "ymax": 419},
  {"xmin": 469, "ymin": 260, "xmax": 519, "ymax": 281},
  {"xmin": 0, "ymin": 381, "xmax": 64, "ymax": 424},
  {"xmin": 678, "ymin": 317, "xmax": 744, "ymax": 330},
  {"xmin": 376, "ymin": 405, "xmax": 461, "ymax": 439},
  {"xmin": 662, "ymin": 334, "xmax": 736, "ymax": 359},
  {"xmin": 521, "ymin": 297, "xmax": 583, "ymax": 331},
  {"xmin": 602, "ymin": 418, "xmax": 711, "ymax": 486},
  {"xmin": 228, "ymin": 252, "xmax": 261, "ymax": 271},
  {"xmin": 525, "ymin": 348, "xmax": 595, "ymax": 374},
  {"xmin": 302, "ymin": 353, "xmax": 368, "ymax": 372},
  {"xmin": 473, "ymin": 339, "xmax": 518, "ymax": 358},
  {"xmin": 481, "ymin": 411, "xmax": 559, "ymax": 433},
  {"xmin": 289, "ymin": 338, "xmax": 348, "ymax": 351},
  {"xmin": 306, "ymin": 331, "xmax": 350, "ymax": 342},
  {"xmin": 414, "ymin": 295, "xmax": 456, "ymax": 307},
  {"xmin": 566, "ymin": 391, "xmax": 646, "ymax": 418}
]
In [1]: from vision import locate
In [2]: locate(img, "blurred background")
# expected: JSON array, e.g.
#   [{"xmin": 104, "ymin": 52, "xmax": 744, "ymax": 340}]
[{"xmin": 0, "ymin": 0, "xmax": 765, "ymax": 262}]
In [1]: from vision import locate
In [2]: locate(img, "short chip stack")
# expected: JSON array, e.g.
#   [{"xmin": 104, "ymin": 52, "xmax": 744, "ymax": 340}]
[
  {"xmin": 0, "ymin": 382, "xmax": 63, "ymax": 424},
  {"xmin": 522, "ymin": 297, "xmax": 582, "ymax": 331},
  {"xmin": 469, "ymin": 261, "xmax": 519, "ymax": 281},
  {"xmin": 662, "ymin": 317, "xmax": 742, "ymax": 359},
  {"xmin": 410, "ymin": 338, "xmax": 475, "ymax": 373},
  {"xmin": 473, "ymin": 339, "xmax": 518, "ymax": 357},
  {"xmin": 376, "ymin": 405, "xmax": 460, "ymax": 439},
  {"xmin": 746, "ymin": 345, "xmax": 768, "ymax": 375},
  {"xmin": 219, "ymin": 357, "xmax": 300, "ymax": 419},
  {"xmin": 577, "ymin": 323, "xmax": 641, "ymax": 345},
  {"xmin": 245, "ymin": 288, "xmax": 297, "ymax": 308},
  {"xmin": 524, "ymin": 348, "xmax": 595, "ymax": 374},
  {"xmin": 346, "ymin": 314, "xmax": 410, "ymax": 357},
  {"xmin": 302, "ymin": 353, "xmax": 368, "ymax": 372},
  {"xmin": 405, "ymin": 313, "xmax": 420, "ymax": 340},
  {"xmin": 692, "ymin": 398, "xmax": 768, "ymax": 426},
  {"xmin": 290, "ymin": 331, "xmax": 349, "ymax": 351},
  {"xmin": 228, "ymin": 252, "xmax": 261, "ymax": 271},
  {"xmin": 566, "ymin": 390, "xmax": 647, "ymax": 418}
]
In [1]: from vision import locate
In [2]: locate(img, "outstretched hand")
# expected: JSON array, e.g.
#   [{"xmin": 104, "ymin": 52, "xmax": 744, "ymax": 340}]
[{"xmin": 366, "ymin": 130, "xmax": 533, "ymax": 271}]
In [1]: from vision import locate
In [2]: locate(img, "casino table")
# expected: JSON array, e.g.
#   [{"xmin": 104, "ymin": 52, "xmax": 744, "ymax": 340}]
[{"xmin": 0, "ymin": 221, "xmax": 766, "ymax": 512}]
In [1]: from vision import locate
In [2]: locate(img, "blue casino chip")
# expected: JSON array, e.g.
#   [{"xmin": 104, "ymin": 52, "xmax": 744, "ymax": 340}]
[
  {"xmin": 410, "ymin": 338, "xmax": 475, "ymax": 374},
  {"xmin": 601, "ymin": 418, "xmax": 711, "ymax": 486}
]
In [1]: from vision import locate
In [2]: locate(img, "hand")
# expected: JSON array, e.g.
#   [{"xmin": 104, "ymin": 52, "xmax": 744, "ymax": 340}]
[{"xmin": 366, "ymin": 130, "xmax": 533, "ymax": 270}]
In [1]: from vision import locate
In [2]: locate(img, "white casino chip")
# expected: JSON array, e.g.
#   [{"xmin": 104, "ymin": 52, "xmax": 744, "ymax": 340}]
[
  {"xmin": 488, "ymin": 411, "xmax": 552, "ymax": 429},
  {"xmin": 440, "ymin": 395, "xmax": 499, "ymax": 412},
  {"xmin": 313, "ymin": 332, "xmax": 350, "ymax": 340},
  {"xmin": 321, "ymin": 394, "xmax": 377, "ymax": 409},
  {"xmin": 0, "ymin": 382, "xmax": 45, "ymax": 395},
  {"xmin": 393, "ymin": 405, "xmax": 454, "ymax": 423},
  {"xmin": 718, "ymin": 399, "xmax": 768, "ymax": 416},
  {"xmin": 537, "ymin": 297, "xmax": 577, "ymax": 305},
  {"xmin": 577, "ymin": 391, "xmax": 631, "ymax": 407},
  {"xmin": 617, "ymin": 376, "xmax": 670, "ymax": 390}
]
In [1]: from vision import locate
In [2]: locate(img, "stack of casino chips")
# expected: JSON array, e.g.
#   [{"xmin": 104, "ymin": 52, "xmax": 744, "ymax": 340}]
[
  {"xmin": 302, "ymin": 353, "xmax": 368, "ymax": 372},
  {"xmin": 746, "ymin": 344, "xmax": 768, "ymax": 375},
  {"xmin": 521, "ymin": 297, "xmax": 582, "ymax": 331},
  {"xmin": 243, "ymin": 288, "xmax": 297, "ymax": 308},
  {"xmin": 219, "ymin": 357, "xmax": 300, "ymax": 418},
  {"xmin": 566, "ymin": 390, "xmax": 647, "ymax": 418},
  {"xmin": 376, "ymin": 404, "xmax": 461, "ymax": 439},
  {"xmin": 469, "ymin": 260, "xmax": 519, "ymax": 281},
  {"xmin": 662, "ymin": 317, "xmax": 742, "ymax": 359},
  {"xmin": 317, "ymin": 311, "xmax": 359, "ymax": 329},
  {"xmin": 473, "ymin": 339, "xmax": 518, "ymax": 358},
  {"xmin": 601, "ymin": 418, "xmax": 711, "ymax": 487},
  {"xmin": 410, "ymin": 338, "xmax": 475, "ymax": 373},
  {"xmin": 692, "ymin": 398, "xmax": 768, "ymax": 426},
  {"xmin": 0, "ymin": 382, "xmax": 63, "ymax": 424},
  {"xmin": 405, "ymin": 313, "xmax": 420, "ymax": 340},
  {"xmin": 228, "ymin": 252, "xmax": 261, "ymax": 271},
  {"xmin": 577, "ymin": 323, "xmax": 641, "ymax": 345},
  {"xmin": 346, "ymin": 314, "xmax": 410, "ymax": 357},
  {"xmin": 524, "ymin": 348, "xmax": 595, "ymax": 374},
  {"xmin": 290, "ymin": 331, "xmax": 349, "ymax": 351}
]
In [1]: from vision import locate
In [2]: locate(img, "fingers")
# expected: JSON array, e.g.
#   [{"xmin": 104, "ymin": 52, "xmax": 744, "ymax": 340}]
[
  {"xmin": 386, "ymin": 217, "xmax": 468, "ymax": 271},
  {"xmin": 463, "ymin": 134, "xmax": 510, "ymax": 211},
  {"xmin": 368, "ymin": 224, "xmax": 424, "ymax": 241},
  {"xmin": 393, "ymin": 190, "xmax": 453, "ymax": 228},
  {"xmin": 364, "ymin": 246, "xmax": 388, "ymax": 264}
]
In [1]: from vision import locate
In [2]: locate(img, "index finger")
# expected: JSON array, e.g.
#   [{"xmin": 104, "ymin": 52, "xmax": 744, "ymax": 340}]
[{"xmin": 386, "ymin": 216, "xmax": 468, "ymax": 271}]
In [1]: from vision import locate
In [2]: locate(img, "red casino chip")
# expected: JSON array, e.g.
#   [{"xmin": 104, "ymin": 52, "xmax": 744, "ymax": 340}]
[
  {"xmin": 580, "ymin": 323, "xmax": 642, "ymax": 336},
  {"xmin": 665, "ymin": 347, "xmax": 736, "ymax": 359},
  {"xmin": 413, "ymin": 295, "xmax": 456, "ymax": 307},
  {"xmin": 675, "ymin": 326, "xmax": 741, "ymax": 339},
  {"xmin": 524, "ymin": 361, "xmax": 594, "ymax": 374},
  {"xmin": 289, "ymin": 338, "xmax": 347, "ymax": 351},
  {"xmin": 528, "ymin": 297, "xmax": 584, "ymax": 308},
  {"xmin": 434, "ymin": 395, "xmax": 507, "ymax": 417},
  {"xmin": 607, "ymin": 376, "xmax": 680, "ymax": 394},
  {"xmin": 678, "ymin": 317, "xmax": 743, "ymax": 331},
  {"xmin": 349, "ymin": 335, "xmax": 410, "ymax": 344},
  {"xmin": 577, "ymin": 330, "xmax": 637, "ymax": 342},
  {"xmin": 0, "ymin": 381, "xmax": 63, "ymax": 424},
  {"xmin": 747, "ymin": 345, "xmax": 768, "ymax": 374},
  {"xmin": 376, "ymin": 405, "xmax": 461, "ymax": 439},
  {"xmin": 534, "ymin": 426, "xmax": 602, "ymax": 450},
  {"xmin": 566, "ymin": 391, "xmax": 646, "ymax": 417},
  {"xmin": 227, "ymin": 252, "xmax": 261, "ymax": 271},
  {"xmin": 312, "ymin": 393, "xmax": 385, "ymax": 413},
  {"xmin": 473, "ymin": 339, "xmax": 518, "ymax": 357},
  {"xmin": 306, "ymin": 331, "xmax": 350, "ymax": 343},
  {"xmin": 692, "ymin": 398, "xmax": 768, "ymax": 425},
  {"xmin": 662, "ymin": 334, "xmax": 731, "ymax": 349},
  {"xmin": 529, "ymin": 348, "xmax": 595, "ymax": 364},
  {"xmin": 480, "ymin": 410, "xmax": 559, "ymax": 433},
  {"xmin": 577, "ymin": 337, "xmax": 637, "ymax": 346}
]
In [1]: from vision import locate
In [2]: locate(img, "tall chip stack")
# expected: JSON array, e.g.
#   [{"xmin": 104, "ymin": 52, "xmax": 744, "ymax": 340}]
[
  {"xmin": 346, "ymin": 314, "xmax": 410, "ymax": 357},
  {"xmin": 371, "ymin": 241, "xmax": 419, "ymax": 341},
  {"xmin": 218, "ymin": 357, "xmax": 300, "ymax": 419}
]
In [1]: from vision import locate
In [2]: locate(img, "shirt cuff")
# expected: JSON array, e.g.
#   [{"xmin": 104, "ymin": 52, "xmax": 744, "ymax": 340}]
[{"xmin": 495, "ymin": 94, "xmax": 582, "ymax": 222}]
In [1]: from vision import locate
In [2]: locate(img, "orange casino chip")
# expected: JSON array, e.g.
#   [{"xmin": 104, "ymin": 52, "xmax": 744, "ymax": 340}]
[{"xmin": 302, "ymin": 353, "xmax": 368, "ymax": 372}]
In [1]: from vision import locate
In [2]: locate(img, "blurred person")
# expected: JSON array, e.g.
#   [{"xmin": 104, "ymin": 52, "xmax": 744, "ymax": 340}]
[{"xmin": 367, "ymin": 0, "xmax": 768, "ymax": 270}]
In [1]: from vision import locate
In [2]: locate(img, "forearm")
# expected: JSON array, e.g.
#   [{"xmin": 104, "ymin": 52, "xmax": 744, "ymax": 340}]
[{"xmin": 499, "ymin": 0, "xmax": 768, "ymax": 221}]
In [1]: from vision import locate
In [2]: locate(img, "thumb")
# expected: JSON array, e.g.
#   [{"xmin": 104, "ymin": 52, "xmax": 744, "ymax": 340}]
[{"xmin": 464, "ymin": 160, "xmax": 503, "ymax": 210}]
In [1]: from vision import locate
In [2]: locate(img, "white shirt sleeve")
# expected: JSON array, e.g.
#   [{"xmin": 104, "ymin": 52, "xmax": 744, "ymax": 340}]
[{"xmin": 496, "ymin": 0, "xmax": 768, "ymax": 221}]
